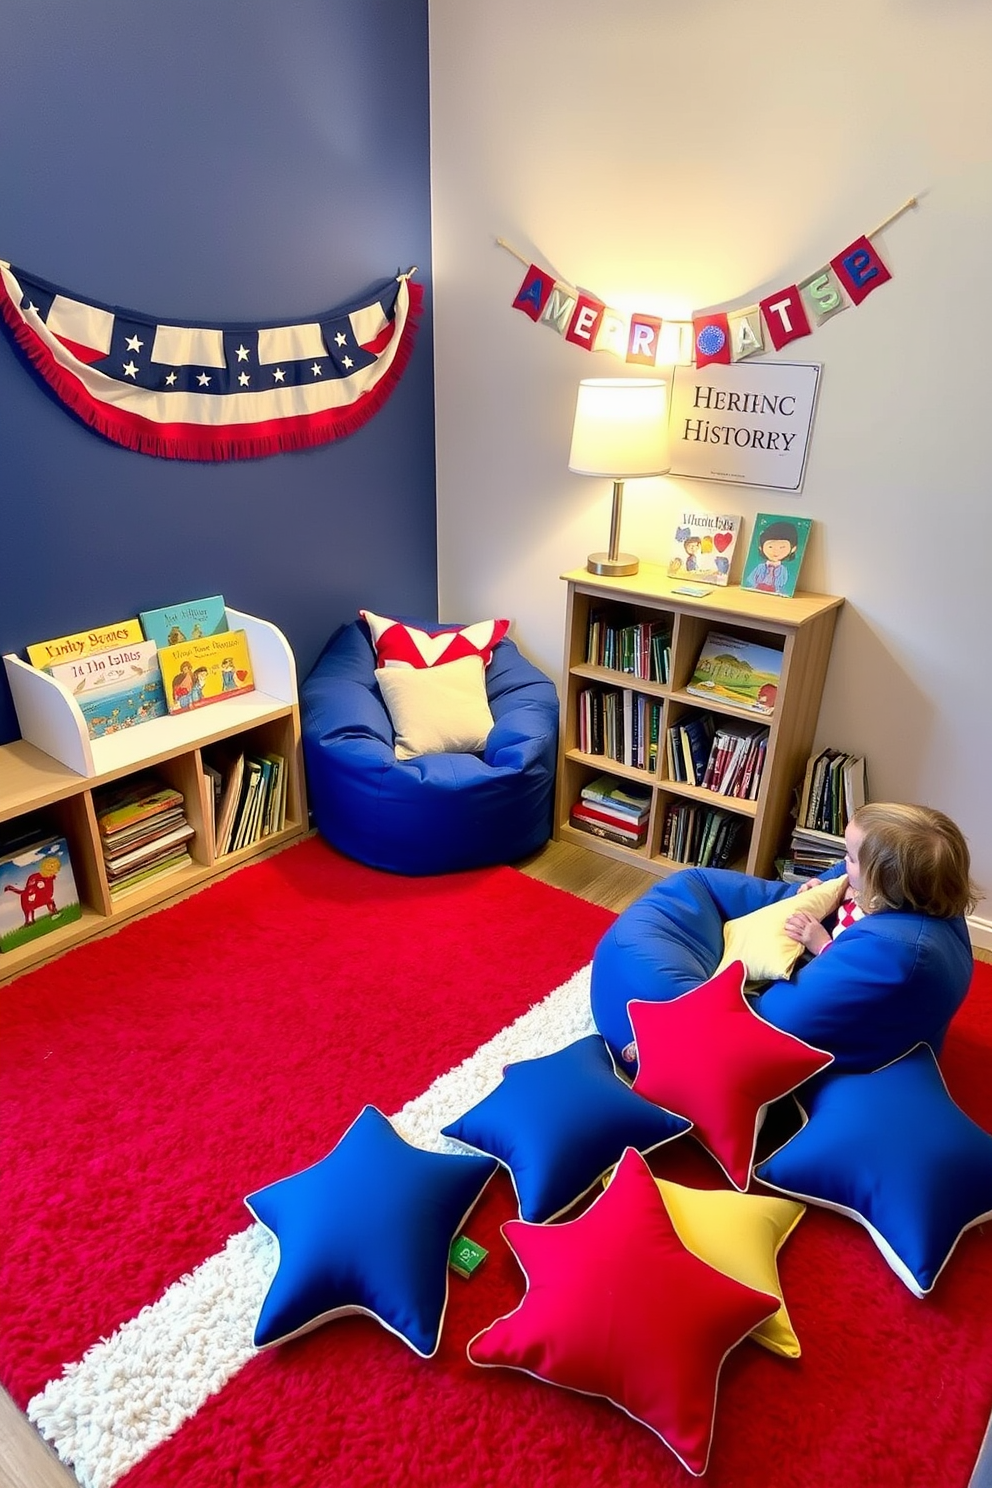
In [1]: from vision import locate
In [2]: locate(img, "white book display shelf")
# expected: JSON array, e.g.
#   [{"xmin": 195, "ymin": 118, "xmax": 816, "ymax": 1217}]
[{"xmin": 0, "ymin": 608, "xmax": 308, "ymax": 982}]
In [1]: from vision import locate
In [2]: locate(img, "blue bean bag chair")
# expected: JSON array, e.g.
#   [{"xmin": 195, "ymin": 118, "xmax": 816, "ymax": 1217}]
[
  {"xmin": 301, "ymin": 619, "xmax": 559, "ymax": 875},
  {"xmin": 591, "ymin": 864, "xmax": 973, "ymax": 1077}
]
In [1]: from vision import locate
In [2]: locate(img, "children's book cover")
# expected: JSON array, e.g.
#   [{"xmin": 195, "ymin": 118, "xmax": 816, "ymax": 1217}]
[
  {"xmin": 139, "ymin": 595, "xmax": 228, "ymax": 650},
  {"xmin": 49, "ymin": 639, "xmax": 168, "ymax": 738},
  {"xmin": 0, "ymin": 834, "xmax": 82, "ymax": 953},
  {"xmin": 686, "ymin": 630, "xmax": 784, "ymax": 714},
  {"xmin": 27, "ymin": 618, "xmax": 144, "ymax": 671},
  {"xmin": 740, "ymin": 513, "xmax": 812, "ymax": 598},
  {"xmin": 158, "ymin": 629, "xmax": 254, "ymax": 714},
  {"xmin": 667, "ymin": 512, "xmax": 742, "ymax": 587}
]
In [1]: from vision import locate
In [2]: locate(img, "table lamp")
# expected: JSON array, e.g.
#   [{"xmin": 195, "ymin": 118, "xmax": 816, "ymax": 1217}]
[{"xmin": 567, "ymin": 378, "xmax": 669, "ymax": 577}]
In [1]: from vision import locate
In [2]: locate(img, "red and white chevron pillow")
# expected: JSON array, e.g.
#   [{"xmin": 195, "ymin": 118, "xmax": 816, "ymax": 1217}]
[{"xmin": 360, "ymin": 610, "xmax": 510, "ymax": 670}]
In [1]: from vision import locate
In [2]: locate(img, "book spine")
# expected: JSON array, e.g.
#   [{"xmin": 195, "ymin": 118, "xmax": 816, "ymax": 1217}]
[{"xmin": 570, "ymin": 814, "xmax": 646, "ymax": 850}]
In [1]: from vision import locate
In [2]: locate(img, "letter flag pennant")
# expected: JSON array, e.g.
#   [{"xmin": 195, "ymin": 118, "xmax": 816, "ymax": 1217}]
[
  {"xmin": 501, "ymin": 196, "xmax": 916, "ymax": 370},
  {"xmin": 0, "ymin": 263, "xmax": 423, "ymax": 460}
]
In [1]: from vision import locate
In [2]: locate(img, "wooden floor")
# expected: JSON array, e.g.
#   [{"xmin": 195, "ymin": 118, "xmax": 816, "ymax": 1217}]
[{"xmin": 0, "ymin": 837, "xmax": 986, "ymax": 1488}]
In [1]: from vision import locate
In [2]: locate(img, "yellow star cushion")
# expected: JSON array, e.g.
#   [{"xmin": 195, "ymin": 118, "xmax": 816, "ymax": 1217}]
[
  {"xmin": 714, "ymin": 874, "xmax": 849, "ymax": 982},
  {"xmin": 655, "ymin": 1178, "xmax": 806, "ymax": 1358}
]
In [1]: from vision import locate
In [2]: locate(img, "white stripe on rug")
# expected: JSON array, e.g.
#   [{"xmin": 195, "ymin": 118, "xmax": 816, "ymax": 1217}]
[{"xmin": 27, "ymin": 963, "xmax": 596, "ymax": 1488}]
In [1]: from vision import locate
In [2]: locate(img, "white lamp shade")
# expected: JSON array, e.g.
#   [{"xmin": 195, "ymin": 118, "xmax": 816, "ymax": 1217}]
[{"xmin": 568, "ymin": 378, "xmax": 669, "ymax": 478}]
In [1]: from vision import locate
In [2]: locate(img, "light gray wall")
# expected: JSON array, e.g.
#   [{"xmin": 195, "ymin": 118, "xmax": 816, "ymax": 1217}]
[{"xmin": 429, "ymin": 0, "xmax": 992, "ymax": 936}]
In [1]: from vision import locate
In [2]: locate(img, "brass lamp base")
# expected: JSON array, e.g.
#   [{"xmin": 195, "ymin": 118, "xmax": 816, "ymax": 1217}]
[{"xmin": 587, "ymin": 552, "xmax": 639, "ymax": 577}]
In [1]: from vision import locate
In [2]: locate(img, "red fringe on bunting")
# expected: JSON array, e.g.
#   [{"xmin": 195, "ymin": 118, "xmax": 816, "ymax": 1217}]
[{"xmin": 0, "ymin": 278, "xmax": 425, "ymax": 461}]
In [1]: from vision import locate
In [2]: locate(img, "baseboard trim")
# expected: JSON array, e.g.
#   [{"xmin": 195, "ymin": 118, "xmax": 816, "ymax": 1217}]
[{"xmin": 968, "ymin": 916, "xmax": 992, "ymax": 954}]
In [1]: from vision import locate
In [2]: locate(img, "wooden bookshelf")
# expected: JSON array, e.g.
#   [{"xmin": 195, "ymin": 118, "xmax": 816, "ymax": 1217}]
[
  {"xmin": 554, "ymin": 564, "xmax": 843, "ymax": 880},
  {"xmin": 0, "ymin": 609, "xmax": 308, "ymax": 983}
]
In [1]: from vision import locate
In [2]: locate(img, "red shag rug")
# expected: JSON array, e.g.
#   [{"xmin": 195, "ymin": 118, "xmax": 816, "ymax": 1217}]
[{"xmin": 1, "ymin": 836, "xmax": 991, "ymax": 1488}]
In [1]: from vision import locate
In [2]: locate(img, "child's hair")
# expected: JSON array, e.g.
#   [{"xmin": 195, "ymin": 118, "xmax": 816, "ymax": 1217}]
[
  {"xmin": 759, "ymin": 520, "xmax": 799, "ymax": 555},
  {"xmin": 852, "ymin": 802, "xmax": 979, "ymax": 918}
]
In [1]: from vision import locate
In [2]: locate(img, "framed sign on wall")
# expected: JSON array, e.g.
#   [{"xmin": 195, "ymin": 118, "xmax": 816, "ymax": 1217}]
[{"xmin": 667, "ymin": 361, "xmax": 820, "ymax": 492}]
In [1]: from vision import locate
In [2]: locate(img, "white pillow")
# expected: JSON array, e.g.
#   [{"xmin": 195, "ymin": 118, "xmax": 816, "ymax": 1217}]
[
  {"xmin": 714, "ymin": 874, "xmax": 849, "ymax": 982},
  {"xmin": 375, "ymin": 654, "xmax": 495, "ymax": 761}
]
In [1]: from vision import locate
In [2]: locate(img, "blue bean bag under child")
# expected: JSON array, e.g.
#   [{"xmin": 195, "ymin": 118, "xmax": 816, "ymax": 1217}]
[{"xmin": 591, "ymin": 864, "xmax": 973, "ymax": 1076}]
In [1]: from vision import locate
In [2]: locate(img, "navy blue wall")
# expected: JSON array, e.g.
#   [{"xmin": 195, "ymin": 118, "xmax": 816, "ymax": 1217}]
[{"xmin": 0, "ymin": 0, "xmax": 436, "ymax": 745}]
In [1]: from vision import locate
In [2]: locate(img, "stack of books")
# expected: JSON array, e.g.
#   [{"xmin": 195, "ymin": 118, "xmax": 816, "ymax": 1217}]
[
  {"xmin": 569, "ymin": 774, "xmax": 651, "ymax": 849},
  {"xmin": 215, "ymin": 751, "xmax": 287, "ymax": 857},
  {"xmin": 94, "ymin": 776, "xmax": 194, "ymax": 898},
  {"xmin": 780, "ymin": 748, "xmax": 868, "ymax": 882}
]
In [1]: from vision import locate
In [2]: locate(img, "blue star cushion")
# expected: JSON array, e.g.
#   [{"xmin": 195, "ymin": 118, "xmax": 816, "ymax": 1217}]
[
  {"xmin": 245, "ymin": 1104, "xmax": 497, "ymax": 1355},
  {"xmin": 754, "ymin": 1043, "xmax": 992, "ymax": 1296},
  {"xmin": 441, "ymin": 1034, "xmax": 691, "ymax": 1223}
]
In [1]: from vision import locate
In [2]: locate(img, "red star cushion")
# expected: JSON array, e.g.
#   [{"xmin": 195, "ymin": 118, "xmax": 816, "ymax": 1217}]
[
  {"xmin": 360, "ymin": 610, "xmax": 510, "ymax": 669},
  {"xmin": 630, "ymin": 961, "xmax": 833, "ymax": 1190},
  {"xmin": 467, "ymin": 1147, "xmax": 777, "ymax": 1477}
]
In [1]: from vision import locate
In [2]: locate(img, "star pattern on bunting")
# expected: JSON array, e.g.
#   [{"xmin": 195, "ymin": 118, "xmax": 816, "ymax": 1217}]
[{"xmin": 630, "ymin": 961, "xmax": 833, "ymax": 1190}]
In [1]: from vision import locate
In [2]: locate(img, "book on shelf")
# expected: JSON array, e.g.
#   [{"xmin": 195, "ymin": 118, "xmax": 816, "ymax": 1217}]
[
  {"xmin": 94, "ymin": 778, "xmax": 185, "ymax": 837},
  {"xmin": 202, "ymin": 761, "xmax": 223, "ymax": 847},
  {"xmin": 776, "ymin": 857, "xmax": 822, "ymax": 885},
  {"xmin": 667, "ymin": 713, "xmax": 715, "ymax": 788},
  {"xmin": 576, "ymin": 686, "xmax": 660, "ymax": 771},
  {"xmin": 740, "ymin": 514, "xmax": 812, "ymax": 599},
  {"xmin": 215, "ymin": 754, "xmax": 246, "ymax": 857},
  {"xmin": 662, "ymin": 802, "xmax": 743, "ymax": 869},
  {"xmin": 686, "ymin": 630, "xmax": 783, "ymax": 715},
  {"xmin": 783, "ymin": 748, "xmax": 868, "ymax": 882},
  {"xmin": 246, "ymin": 756, "xmax": 274, "ymax": 845},
  {"xmin": 580, "ymin": 774, "xmax": 652, "ymax": 818},
  {"xmin": 570, "ymin": 799, "xmax": 648, "ymax": 837},
  {"xmin": 570, "ymin": 808, "xmax": 647, "ymax": 850},
  {"xmin": 100, "ymin": 808, "xmax": 187, "ymax": 856},
  {"xmin": 795, "ymin": 750, "xmax": 867, "ymax": 836},
  {"xmin": 261, "ymin": 753, "xmax": 287, "ymax": 835},
  {"xmin": 0, "ymin": 831, "xmax": 82, "ymax": 953},
  {"xmin": 585, "ymin": 609, "xmax": 672, "ymax": 683},
  {"xmin": 26, "ymin": 617, "xmax": 144, "ymax": 671},
  {"xmin": 666, "ymin": 513, "xmax": 742, "ymax": 588},
  {"xmin": 158, "ymin": 629, "xmax": 254, "ymax": 714},
  {"xmin": 220, "ymin": 751, "xmax": 285, "ymax": 856},
  {"xmin": 109, "ymin": 848, "xmax": 194, "ymax": 899},
  {"xmin": 48, "ymin": 639, "xmax": 168, "ymax": 738},
  {"xmin": 103, "ymin": 822, "xmax": 195, "ymax": 878},
  {"xmin": 700, "ymin": 722, "xmax": 768, "ymax": 798},
  {"xmin": 842, "ymin": 754, "xmax": 867, "ymax": 823},
  {"xmin": 94, "ymin": 774, "xmax": 192, "ymax": 898},
  {"xmin": 138, "ymin": 594, "xmax": 228, "ymax": 650},
  {"xmin": 231, "ymin": 759, "xmax": 264, "ymax": 853}
]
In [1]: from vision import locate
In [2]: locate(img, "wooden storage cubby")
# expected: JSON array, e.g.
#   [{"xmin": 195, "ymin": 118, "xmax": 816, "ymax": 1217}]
[
  {"xmin": 0, "ymin": 608, "xmax": 308, "ymax": 983},
  {"xmin": 555, "ymin": 564, "xmax": 844, "ymax": 880}
]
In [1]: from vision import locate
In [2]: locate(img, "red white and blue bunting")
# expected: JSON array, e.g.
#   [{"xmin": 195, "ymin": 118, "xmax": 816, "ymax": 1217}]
[
  {"xmin": 0, "ymin": 263, "xmax": 423, "ymax": 460},
  {"xmin": 502, "ymin": 197, "xmax": 917, "ymax": 369}
]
